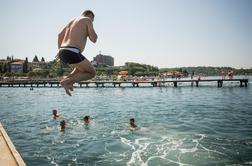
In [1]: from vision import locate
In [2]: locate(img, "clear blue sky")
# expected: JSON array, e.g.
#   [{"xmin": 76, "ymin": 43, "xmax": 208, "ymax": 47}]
[{"xmin": 1, "ymin": 0, "xmax": 251, "ymax": 68}]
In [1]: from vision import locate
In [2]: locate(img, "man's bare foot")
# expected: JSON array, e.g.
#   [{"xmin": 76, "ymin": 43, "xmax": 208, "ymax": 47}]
[
  {"xmin": 69, "ymin": 84, "xmax": 73, "ymax": 91},
  {"xmin": 60, "ymin": 79, "xmax": 72, "ymax": 96},
  {"xmin": 61, "ymin": 76, "xmax": 74, "ymax": 92}
]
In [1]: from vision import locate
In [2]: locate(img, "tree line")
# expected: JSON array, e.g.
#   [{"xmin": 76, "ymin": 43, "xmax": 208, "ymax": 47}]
[
  {"xmin": 1, "ymin": 58, "xmax": 251, "ymax": 79},
  {"xmin": 160, "ymin": 66, "xmax": 252, "ymax": 76}
]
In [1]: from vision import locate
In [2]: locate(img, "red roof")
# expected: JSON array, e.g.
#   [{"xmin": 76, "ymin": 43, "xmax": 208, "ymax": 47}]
[{"xmin": 11, "ymin": 61, "xmax": 24, "ymax": 65}]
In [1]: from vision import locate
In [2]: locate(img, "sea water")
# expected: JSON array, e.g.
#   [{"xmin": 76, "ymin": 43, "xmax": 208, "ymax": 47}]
[{"xmin": 0, "ymin": 78, "xmax": 252, "ymax": 165}]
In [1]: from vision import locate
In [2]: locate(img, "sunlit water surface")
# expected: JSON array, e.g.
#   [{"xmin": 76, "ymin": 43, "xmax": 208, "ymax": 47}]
[{"xmin": 0, "ymin": 78, "xmax": 252, "ymax": 165}]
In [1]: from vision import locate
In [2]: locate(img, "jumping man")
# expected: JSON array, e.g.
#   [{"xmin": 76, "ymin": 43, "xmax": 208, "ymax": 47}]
[{"xmin": 56, "ymin": 10, "xmax": 97, "ymax": 96}]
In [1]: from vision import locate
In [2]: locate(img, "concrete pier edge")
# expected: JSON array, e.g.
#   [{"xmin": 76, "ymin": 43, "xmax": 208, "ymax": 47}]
[{"xmin": 0, "ymin": 123, "xmax": 26, "ymax": 166}]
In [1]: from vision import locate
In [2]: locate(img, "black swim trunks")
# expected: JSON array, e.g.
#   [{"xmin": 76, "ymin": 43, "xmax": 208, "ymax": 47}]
[{"xmin": 58, "ymin": 46, "xmax": 86, "ymax": 64}]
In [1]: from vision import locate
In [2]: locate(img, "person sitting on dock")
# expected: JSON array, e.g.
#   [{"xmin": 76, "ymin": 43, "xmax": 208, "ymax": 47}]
[
  {"xmin": 129, "ymin": 118, "xmax": 138, "ymax": 131},
  {"xmin": 83, "ymin": 115, "xmax": 91, "ymax": 125},
  {"xmin": 60, "ymin": 120, "xmax": 66, "ymax": 131},
  {"xmin": 52, "ymin": 109, "xmax": 60, "ymax": 119},
  {"xmin": 56, "ymin": 10, "xmax": 98, "ymax": 96}
]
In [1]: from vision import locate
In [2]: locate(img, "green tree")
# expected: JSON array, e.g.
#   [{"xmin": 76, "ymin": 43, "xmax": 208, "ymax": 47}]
[
  {"xmin": 41, "ymin": 57, "xmax": 45, "ymax": 62},
  {"xmin": 0, "ymin": 64, "xmax": 2, "ymax": 73},
  {"xmin": 6, "ymin": 56, "xmax": 11, "ymax": 61},
  {"xmin": 7, "ymin": 62, "xmax": 11, "ymax": 72},
  {"xmin": 49, "ymin": 60, "xmax": 65, "ymax": 77},
  {"xmin": 23, "ymin": 57, "xmax": 29, "ymax": 73},
  {"xmin": 33, "ymin": 55, "xmax": 39, "ymax": 62}
]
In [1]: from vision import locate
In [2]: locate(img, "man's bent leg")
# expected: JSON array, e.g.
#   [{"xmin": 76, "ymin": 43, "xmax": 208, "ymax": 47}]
[
  {"xmin": 60, "ymin": 59, "xmax": 96, "ymax": 96},
  {"xmin": 62, "ymin": 67, "xmax": 81, "ymax": 91},
  {"xmin": 67, "ymin": 59, "xmax": 96, "ymax": 83}
]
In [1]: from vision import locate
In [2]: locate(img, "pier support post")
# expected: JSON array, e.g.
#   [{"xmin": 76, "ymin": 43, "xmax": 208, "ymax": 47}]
[
  {"xmin": 132, "ymin": 83, "xmax": 139, "ymax": 87},
  {"xmin": 218, "ymin": 80, "xmax": 223, "ymax": 87},
  {"xmin": 114, "ymin": 83, "xmax": 121, "ymax": 87},
  {"xmin": 240, "ymin": 81, "xmax": 243, "ymax": 87},
  {"xmin": 173, "ymin": 81, "xmax": 177, "ymax": 87},
  {"xmin": 196, "ymin": 81, "xmax": 199, "ymax": 87},
  {"xmin": 152, "ymin": 82, "xmax": 157, "ymax": 87}
]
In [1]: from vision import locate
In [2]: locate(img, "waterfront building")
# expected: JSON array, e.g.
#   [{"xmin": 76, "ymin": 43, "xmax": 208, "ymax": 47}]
[
  {"xmin": 92, "ymin": 53, "xmax": 114, "ymax": 67},
  {"xmin": 11, "ymin": 61, "xmax": 24, "ymax": 73}
]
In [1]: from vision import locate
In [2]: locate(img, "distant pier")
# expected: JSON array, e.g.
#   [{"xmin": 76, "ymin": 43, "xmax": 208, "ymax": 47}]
[{"xmin": 0, "ymin": 78, "xmax": 248, "ymax": 88}]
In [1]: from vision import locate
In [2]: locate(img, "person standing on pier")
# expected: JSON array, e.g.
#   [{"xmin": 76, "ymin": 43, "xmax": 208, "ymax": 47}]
[{"xmin": 56, "ymin": 10, "xmax": 98, "ymax": 96}]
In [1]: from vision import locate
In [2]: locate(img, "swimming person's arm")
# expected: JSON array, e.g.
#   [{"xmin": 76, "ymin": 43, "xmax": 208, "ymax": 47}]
[{"xmin": 86, "ymin": 19, "xmax": 97, "ymax": 43}]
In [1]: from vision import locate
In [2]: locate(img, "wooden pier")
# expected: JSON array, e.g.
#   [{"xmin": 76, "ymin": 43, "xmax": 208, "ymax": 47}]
[
  {"xmin": 0, "ymin": 78, "xmax": 248, "ymax": 88},
  {"xmin": 0, "ymin": 123, "xmax": 26, "ymax": 166}
]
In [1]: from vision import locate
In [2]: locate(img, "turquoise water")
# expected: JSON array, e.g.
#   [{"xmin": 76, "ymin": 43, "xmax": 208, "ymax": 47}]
[{"xmin": 0, "ymin": 80, "xmax": 252, "ymax": 165}]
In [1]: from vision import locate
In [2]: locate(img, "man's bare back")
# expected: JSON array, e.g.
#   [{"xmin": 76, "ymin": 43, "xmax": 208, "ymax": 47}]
[
  {"xmin": 59, "ymin": 16, "xmax": 97, "ymax": 52},
  {"xmin": 57, "ymin": 10, "xmax": 97, "ymax": 96}
]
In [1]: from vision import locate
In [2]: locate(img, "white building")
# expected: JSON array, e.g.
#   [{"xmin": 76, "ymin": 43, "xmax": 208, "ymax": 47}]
[{"xmin": 11, "ymin": 61, "xmax": 24, "ymax": 73}]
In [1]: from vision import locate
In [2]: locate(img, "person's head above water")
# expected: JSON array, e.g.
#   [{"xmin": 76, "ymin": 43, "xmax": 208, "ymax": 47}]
[
  {"xmin": 60, "ymin": 120, "xmax": 66, "ymax": 130},
  {"xmin": 82, "ymin": 10, "xmax": 95, "ymax": 22},
  {"xmin": 130, "ymin": 118, "xmax": 137, "ymax": 128},
  {"xmin": 52, "ymin": 109, "xmax": 59, "ymax": 118},
  {"xmin": 83, "ymin": 116, "xmax": 91, "ymax": 124},
  {"xmin": 52, "ymin": 109, "xmax": 57, "ymax": 115}
]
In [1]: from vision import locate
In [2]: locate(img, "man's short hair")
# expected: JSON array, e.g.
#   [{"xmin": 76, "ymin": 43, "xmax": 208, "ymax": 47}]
[{"xmin": 82, "ymin": 10, "xmax": 95, "ymax": 17}]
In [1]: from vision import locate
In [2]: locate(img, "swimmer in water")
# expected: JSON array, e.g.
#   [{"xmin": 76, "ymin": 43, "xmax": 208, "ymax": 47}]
[
  {"xmin": 83, "ymin": 116, "xmax": 91, "ymax": 125},
  {"xmin": 129, "ymin": 118, "xmax": 137, "ymax": 131},
  {"xmin": 60, "ymin": 120, "xmax": 66, "ymax": 131},
  {"xmin": 52, "ymin": 109, "xmax": 60, "ymax": 119}
]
